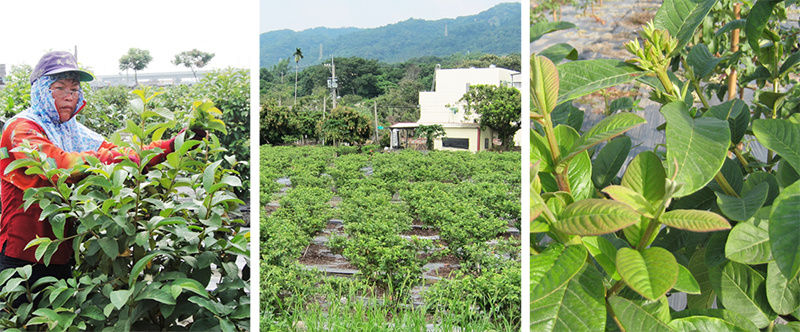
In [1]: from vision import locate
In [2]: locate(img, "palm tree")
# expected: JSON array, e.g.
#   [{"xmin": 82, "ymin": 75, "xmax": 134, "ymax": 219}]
[{"xmin": 293, "ymin": 48, "xmax": 304, "ymax": 106}]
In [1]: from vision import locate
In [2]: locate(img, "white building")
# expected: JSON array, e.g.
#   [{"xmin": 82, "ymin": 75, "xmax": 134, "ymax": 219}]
[{"xmin": 390, "ymin": 65, "xmax": 520, "ymax": 152}]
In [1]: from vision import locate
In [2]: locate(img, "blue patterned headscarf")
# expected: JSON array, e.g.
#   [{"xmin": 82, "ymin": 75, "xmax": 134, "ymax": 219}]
[{"xmin": 6, "ymin": 74, "xmax": 104, "ymax": 152}]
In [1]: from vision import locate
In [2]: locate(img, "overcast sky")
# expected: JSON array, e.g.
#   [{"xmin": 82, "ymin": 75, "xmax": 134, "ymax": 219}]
[
  {"xmin": 260, "ymin": 0, "xmax": 521, "ymax": 33},
  {"xmin": 1, "ymin": 0, "xmax": 256, "ymax": 76}
]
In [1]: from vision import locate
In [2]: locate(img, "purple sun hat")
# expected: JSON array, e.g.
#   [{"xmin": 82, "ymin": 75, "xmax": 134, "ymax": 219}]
[{"xmin": 29, "ymin": 51, "xmax": 94, "ymax": 84}]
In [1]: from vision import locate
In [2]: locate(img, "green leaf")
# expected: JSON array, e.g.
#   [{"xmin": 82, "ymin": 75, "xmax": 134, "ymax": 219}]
[
  {"xmin": 202, "ymin": 160, "xmax": 223, "ymax": 194},
  {"xmin": 110, "ymin": 289, "xmax": 133, "ymax": 310},
  {"xmin": 539, "ymin": 43, "xmax": 579, "ymax": 65},
  {"xmin": 673, "ymin": 264, "xmax": 701, "ymax": 294},
  {"xmin": 616, "ymin": 247, "xmax": 679, "ymax": 300},
  {"xmin": 766, "ymin": 261, "xmax": 800, "ymax": 315},
  {"xmin": 709, "ymin": 261, "xmax": 777, "ymax": 328},
  {"xmin": 706, "ymin": 230, "xmax": 731, "ymax": 268},
  {"xmin": 725, "ymin": 215, "xmax": 773, "ymax": 264},
  {"xmin": 661, "ymin": 101, "xmax": 730, "ymax": 198},
  {"xmin": 531, "ymin": 244, "xmax": 587, "ymax": 301},
  {"xmin": 660, "ymin": 209, "xmax": 731, "ymax": 232},
  {"xmin": 561, "ymin": 113, "xmax": 645, "ymax": 164},
  {"xmin": 3, "ymin": 159, "xmax": 39, "ymax": 175},
  {"xmin": 717, "ymin": 182, "xmax": 769, "ymax": 222},
  {"xmin": 653, "ymin": 0, "xmax": 719, "ymax": 56},
  {"xmin": 583, "ymin": 235, "xmax": 624, "ymax": 281},
  {"xmin": 603, "ymin": 185, "xmax": 655, "ymax": 217},
  {"xmin": 531, "ymin": 55, "xmax": 559, "ymax": 115},
  {"xmin": 715, "ymin": 19, "xmax": 746, "ymax": 37},
  {"xmin": 80, "ymin": 305, "xmax": 105, "ymax": 321},
  {"xmin": 703, "ymin": 99, "xmax": 749, "ymax": 145},
  {"xmin": 668, "ymin": 316, "xmax": 745, "ymax": 332},
  {"xmin": 142, "ymin": 107, "xmax": 174, "ymax": 121},
  {"xmin": 190, "ymin": 318, "xmax": 220, "ymax": 332},
  {"xmin": 687, "ymin": 249, "xmax": 715, "ymax": 309},
  {"xmin": 777, "ymin": 160, "xmax": 800, "ymax": 188},
  {"xmin": 557, "ymin": 59, "xmax": 645, "ymax": 105},
  {"xmin": 539, "ymin": 126, "xmax": 594, "ymax": 200},
  {"xmin": 219, "ymin": 318, "xmax": 237, "ymax": 332},
  {"xmin": 531, "ymin": 21, "xmax": 577, "ymax": 42},
  {"xmin": 622, "ymin": 151, "xmax": 666, "ymax": 207},
  {"xmin": 172, "ymin": 278, "xmax": 209, "ymax": 298},
  {"xmin": 770, "ymin": 179, "xmax": 800, "ymax": 279},
  {"xmin": 687, "ymin": 44, "xmax": 723, "ymax": 79},
  {"xmin": 745, "ymin": 0, "xmax": 782, "ymax": 57},
  {"xmin": 128, "ymin": 251, "xmax": 164, "ymax": 287},
  {"xmin": 531, "ymin": 264, "xmax": 606, "ymax": 332},
  {"xmin": 124, "ymin": 119, "xmax": 146, "ymax": 141},
  {"xmin": 752, "ymin": 117, "xmax": 799, "ymax": 166},
  {"xmin": 554, "ymin": 199, "xmax": 640, "ymax": 235},
  {"xmin": 671, "ymin": 308, "xmax": 759, "ymax": 332},
  {"xmin": 607, "ymin": 295, "xmax": 676, "ymax": 332},
  {"xmin": 129, "ymin": 97, "xmax": 144, "ymax": 114},
  {"xmin": 623, "ymin": 216, "xmax": 658, "ymax": 248},
  {"xmin": 98, "ymin": 237, "xmax": 118, "ymax": 258},
  {"xmin": 591, "ymin": 136, "xmax": 632, "ymax": 189},
  {"xmin": 135, "ymin": 288, "xmax": 177, "ymax": 305},
  {"xmin": 742, "ymin": 172, "xmax": 780, "ymax": 206},
  {"xmin": 779, "ymin": 51, "xmax": 800, "ymax": 78}
]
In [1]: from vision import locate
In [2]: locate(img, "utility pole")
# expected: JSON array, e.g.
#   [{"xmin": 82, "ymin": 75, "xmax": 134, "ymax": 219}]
[
  {"xmin": 322, "ymin": 95, "xmax": 327, "ymax": 146},
  {"xmin": 330, "ymin": 56, "xmax": 337, "ymax": 109}
]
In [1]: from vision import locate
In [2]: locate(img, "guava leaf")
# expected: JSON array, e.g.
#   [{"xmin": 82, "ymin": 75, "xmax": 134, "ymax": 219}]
[{"xmin": 616, "ymin": 247, "xmax": 679, "ymax": 300}]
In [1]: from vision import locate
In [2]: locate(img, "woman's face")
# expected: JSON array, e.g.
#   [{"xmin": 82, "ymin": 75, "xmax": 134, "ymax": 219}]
[{"xmin": 50, "ymin": 79, "xmax": 80, "ymax": 123}]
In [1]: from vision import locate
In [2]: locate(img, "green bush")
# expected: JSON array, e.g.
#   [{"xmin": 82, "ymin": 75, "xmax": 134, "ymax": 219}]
[{"xmin": 0, "ymin": 89, "xmax": 249, "ymax": 331}]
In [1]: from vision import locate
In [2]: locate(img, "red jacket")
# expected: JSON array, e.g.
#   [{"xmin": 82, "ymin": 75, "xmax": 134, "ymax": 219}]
[{"xmin": 0, "ymin": 118, "xmax": 173, "ymax": 264}]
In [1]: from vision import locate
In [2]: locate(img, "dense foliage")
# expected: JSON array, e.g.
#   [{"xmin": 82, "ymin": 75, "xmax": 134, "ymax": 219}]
[
  {"xmin": 0, "ymin": 66, "xmax": 251, "ymax": 200},
  {"xmin": 261, "ymin": 53, "xmax": 520, "ymax": 146},
  {"xmin": 531, "ymin": 0, "xmax": 800, "ymax": 330},
  {"xmin": 460, "ymin": 84, "xmax": 522, "ymax": 151},
  {"xmin": 259, "ymin": 3, "xmax": 520, "ymax": 67},
  {"xmin": 260, "ymin": 145, "xmax": 521, "ymax": 329},
  {"xmin": 0, "ymin": 89, "xmax": 249, "ymax": 331}
]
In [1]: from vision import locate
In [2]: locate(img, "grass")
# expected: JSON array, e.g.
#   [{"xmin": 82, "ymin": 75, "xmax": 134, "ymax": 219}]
[{"xmin": 260, "ymin": 267, "xmax": 517, "ymax": 332}]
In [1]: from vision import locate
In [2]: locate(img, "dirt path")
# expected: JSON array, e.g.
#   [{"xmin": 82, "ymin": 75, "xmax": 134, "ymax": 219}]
[{"xmin": 531, "ymin": 0, "xmax": 662, "ymax": 59}]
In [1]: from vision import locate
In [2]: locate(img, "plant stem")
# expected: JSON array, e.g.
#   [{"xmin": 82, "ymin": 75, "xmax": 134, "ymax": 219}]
[
  {"xmin": 693, "ymin": 81, "xmax": 710, "ymax": 109},
  {"xmin": 608, "ymin": 279, "xmax": 626, "ymax": 297},
  {"xmin": 541, "ymin": 113, "xmax": 570, "ymax": 192},
  {"xmin": 733, "ymin": 149, "xmax": 750, "ymax": 173},
  {"xmin": 656, "ymin": 69, "xmax": 675, "ymax": 97},
  {"xmin": 714, "ymin": 171, "xmax": 739, "ymax": 198}
]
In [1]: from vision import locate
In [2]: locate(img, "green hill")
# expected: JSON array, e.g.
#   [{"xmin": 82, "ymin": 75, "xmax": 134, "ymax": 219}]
[{"xmin": 260, "ymin": 3, "xmax": 521, "ymax": 67}]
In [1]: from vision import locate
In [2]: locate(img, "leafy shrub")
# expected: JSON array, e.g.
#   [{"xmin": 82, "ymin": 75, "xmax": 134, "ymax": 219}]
[
  {"xmin": 270, "ymin": 187, "xmax": 333, "ymax": 237},
  {"xmin": 425, "ymin": 261, "xmax": 521, "ymax": 327},
  {"xmin": 0, "ymin": 90, "xmax": 249, "ymax": 331},
  {"xmin": 260, "ymin": 212, "xmax": 309, "ymax": 267}
]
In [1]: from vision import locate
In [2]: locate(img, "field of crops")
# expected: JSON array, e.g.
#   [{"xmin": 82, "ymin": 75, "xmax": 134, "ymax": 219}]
[{"xmin": 259, "ymin": 145, "xmax": 521, "ymax": 331}]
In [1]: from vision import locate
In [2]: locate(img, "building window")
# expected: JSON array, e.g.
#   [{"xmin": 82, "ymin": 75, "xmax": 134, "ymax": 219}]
[
  {"xmin": 485, "ymin": 138, "xmax": 489, "ymax": 149},
  {"xmin": 443, "ymin": 138, "xmax": 469, "ymax": 150}
]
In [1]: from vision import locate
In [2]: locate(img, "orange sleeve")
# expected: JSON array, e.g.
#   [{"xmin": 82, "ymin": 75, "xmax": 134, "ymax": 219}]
[{"xmin": 0, "ymin": 119, "xmax": 174, "ymax": 190}]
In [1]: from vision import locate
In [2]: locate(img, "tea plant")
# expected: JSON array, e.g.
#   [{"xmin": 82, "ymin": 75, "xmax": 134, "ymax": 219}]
[
  {"xmin": 531, "ymin": 0, "xmax": 800, "ymax": 330},
  {"xmin": 261, "ymin": 145, "xmax": 521, "ymax": 329},
  {"xmin": 0, "ymin": 88, "xmax": 249, "ymax": 331}
]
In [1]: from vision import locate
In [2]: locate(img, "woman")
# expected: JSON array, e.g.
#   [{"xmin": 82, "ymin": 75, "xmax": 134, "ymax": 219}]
[{"xmin": 0, "ymin": 51, "xmax": 194, "ymax": 291}]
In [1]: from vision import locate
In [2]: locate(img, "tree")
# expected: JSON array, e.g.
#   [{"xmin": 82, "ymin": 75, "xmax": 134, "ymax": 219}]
[
  {"xmin": 293, "ymin": 48, "xmax": 304, "ymax": 106},
  {"xmin": 416, "ymin": 124, "xmax": 447, "ymax": 150},
  {"xmin": 460, "ymin": 84, "xmax": 521, "ymax": 151},
  {"xmin": 318, "ymin": 106, "xmax": 372, "ymax": 146},
  {"xmin": 171, "ymin": 49, "xmax": 215, "ymax": 81},
  {"xmin": 118, "ymin": 48, "xmax": 153, "ymax": 85}
]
